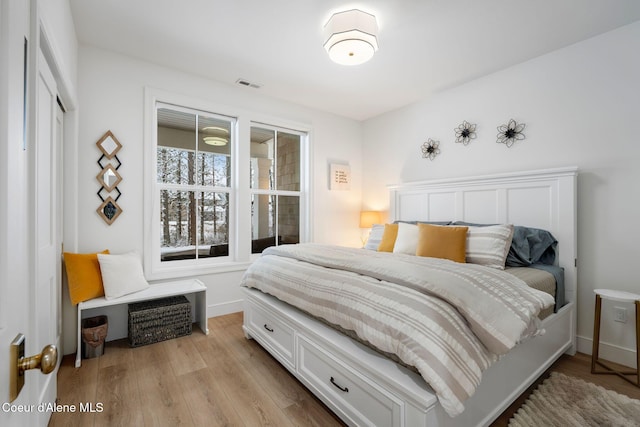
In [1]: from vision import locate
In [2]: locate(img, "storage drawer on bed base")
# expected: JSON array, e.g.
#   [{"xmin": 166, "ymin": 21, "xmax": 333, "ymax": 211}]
[
  {"xmin": 243, "ymin": 288, "xmax": 446, "ymax": 427},
  {"xmin": 245, "ymin": 300, "xmax": 295, "ymax": 369},
  {"xmin": 297, "ymin": 335, "xmax": 403, "ymax": 427}
]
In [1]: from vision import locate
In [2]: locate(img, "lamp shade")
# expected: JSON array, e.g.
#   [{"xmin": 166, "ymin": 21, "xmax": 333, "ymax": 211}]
[
  {"xmin": 359, "ymin": 211, "xmax": 381, "ymax": 228},
  {"xmin": 323, "ymin": 9, "xmax": 379, "ymax": 66}
]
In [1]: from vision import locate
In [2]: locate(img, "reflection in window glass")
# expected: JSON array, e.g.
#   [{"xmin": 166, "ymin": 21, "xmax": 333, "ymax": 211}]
[
  {"xmin": 249, "ymin": 128, "xmax": 274, "ymax": 190},
  {"xmin": 276, "ymin": 132, "xmax": 300, "ymax": 191},
  {"xmin": 250, "ymin": 125, "xmax": 303, "ymax": 253},
  {"xmin": 251, "ymin": 193, "xmax": 276, "ymax": 253},
  {"xmin": 278, "ymin": 195, "xmax": 300, "ymax": 245}
]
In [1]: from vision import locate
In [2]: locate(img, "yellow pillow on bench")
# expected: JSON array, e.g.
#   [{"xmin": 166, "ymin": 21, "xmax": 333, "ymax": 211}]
[{"xmin": 64, "ymin": 250, "xmax": 109, "ymax": 305}]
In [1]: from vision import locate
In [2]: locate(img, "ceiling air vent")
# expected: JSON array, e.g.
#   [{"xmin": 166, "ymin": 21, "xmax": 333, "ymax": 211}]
[{"xmin": 236, "ymin": 78, "xmax": 261, "ymax": 89}]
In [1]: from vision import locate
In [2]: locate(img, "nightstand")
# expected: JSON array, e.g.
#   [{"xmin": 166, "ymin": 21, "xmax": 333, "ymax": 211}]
[{"xmin": 591, "ymin": 288, "xmax": 640, "ymax": 387}]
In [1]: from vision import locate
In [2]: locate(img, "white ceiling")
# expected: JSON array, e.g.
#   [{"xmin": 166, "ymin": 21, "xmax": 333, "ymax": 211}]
[{"xmin": 69, "ymin": 0, "xmax": 640, "ymax": 121}]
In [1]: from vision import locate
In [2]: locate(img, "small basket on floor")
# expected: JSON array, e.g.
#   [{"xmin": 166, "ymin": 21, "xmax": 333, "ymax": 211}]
[
  {"xmin": 82, "ymin": 315, "xmax": 108, "ymax": 359},
  {"xmin": 128, "ymin": 295, "xmax": 192, "ymax": 347}
]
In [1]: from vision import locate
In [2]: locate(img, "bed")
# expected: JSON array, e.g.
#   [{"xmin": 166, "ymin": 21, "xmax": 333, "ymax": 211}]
[{"xmin": 241, "ymin": 167, "xmax": 577, "ymax": 427}]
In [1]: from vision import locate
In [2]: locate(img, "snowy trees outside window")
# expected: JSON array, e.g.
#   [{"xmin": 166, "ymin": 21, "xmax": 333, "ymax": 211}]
[
  {"xmin": 146, "ymin": 95, "xmax": 309, "ymax": 277},
  {"xmin": 157, "ymin": 106, "xmax": 233, "ymax": 261}
]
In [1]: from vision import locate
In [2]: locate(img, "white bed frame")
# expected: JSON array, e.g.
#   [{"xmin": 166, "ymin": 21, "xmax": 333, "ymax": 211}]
[{"xmin": 243, "ymin": 167, "xmax": 578, "ymax": 427}]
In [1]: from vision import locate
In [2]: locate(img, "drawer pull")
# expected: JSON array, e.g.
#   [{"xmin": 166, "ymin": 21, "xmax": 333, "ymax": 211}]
[
  {"xmin": 263, "ymin": 324, "xmax": 274, "ymax": 333},
  {"xmin": 330, "ymin": 376, "xmax": 349, "ymax": 393}
]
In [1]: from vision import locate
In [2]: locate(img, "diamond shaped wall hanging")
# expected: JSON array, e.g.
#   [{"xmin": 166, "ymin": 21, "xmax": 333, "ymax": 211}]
[
  {"xmin": 97, "ymin": 196, "xmax": 122, "ymax": 225},
  {"xmin": 96, "ymin": 130, "xmax": 123, "ymax": 225}
]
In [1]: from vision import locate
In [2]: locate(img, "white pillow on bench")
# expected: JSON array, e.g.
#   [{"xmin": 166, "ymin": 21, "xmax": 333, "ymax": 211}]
[{"xmin": 97, "ymin": 251, "xmax": 149, "ymax": 299}]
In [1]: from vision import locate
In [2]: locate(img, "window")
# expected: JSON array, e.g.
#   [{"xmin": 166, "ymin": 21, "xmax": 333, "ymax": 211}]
[
  {"xmin": 156, "ymin": 105, "xmax": 234, "ymax": 263},
  {"xmin": 250, "ymin": 125, "xmax": 304, "ymax": 254},
  {"xmin": 144, "ymin": 90, "xmax": 310, "ymax": 279}
]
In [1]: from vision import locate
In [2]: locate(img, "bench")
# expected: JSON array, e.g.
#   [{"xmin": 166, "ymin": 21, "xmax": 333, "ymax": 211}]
[{"xmin": 76, "ymin": 279, "xmax": 208, "ymax": 367}]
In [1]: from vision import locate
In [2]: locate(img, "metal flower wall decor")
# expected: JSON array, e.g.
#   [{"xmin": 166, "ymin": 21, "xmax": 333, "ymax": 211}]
[
  {"xmin": 421, "ymin": 139, "xmax": 441, "ymax": 160},
  {"xmin": 497, "ymin": 119, "xmax": 526, "ymax": 147},
  {"xmin": 454, "ymin": 121, "xmax": 477, "ymax": 145}
]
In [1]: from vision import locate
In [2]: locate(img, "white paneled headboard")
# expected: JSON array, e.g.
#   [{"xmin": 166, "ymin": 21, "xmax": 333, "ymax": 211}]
[{"xmin": 388, "ymin": 167, "xmax": 578, "ymax": 307}]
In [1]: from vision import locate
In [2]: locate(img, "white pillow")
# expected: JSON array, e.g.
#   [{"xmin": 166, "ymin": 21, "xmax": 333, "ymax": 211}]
[
  {"xmin": 392, "ymin": 222, "xmax": 419, "ymax": 255},
  {"xmin": 97, "ymin": 252, "xmax": 149, "ymax": 299},
  {"xmin": 466, "ymin": 224, "xmax": 514, "ymax": 269},
  {"xmin": 364, "ymin": 224, "xmax": 385, "ymax": 250}
]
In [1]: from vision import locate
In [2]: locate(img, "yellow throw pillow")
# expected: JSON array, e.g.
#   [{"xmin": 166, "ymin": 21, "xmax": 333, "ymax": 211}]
[
  {"xmin": 377, "ymin": 223, "xmax": 399, "ymax": 252},
  {"xmin": 64, "ymin": 250, "xmax": 109, "ymax": 305},
  {"xmin": 416, "ymin": 224, "xmax": 468, "ymax": 262}
]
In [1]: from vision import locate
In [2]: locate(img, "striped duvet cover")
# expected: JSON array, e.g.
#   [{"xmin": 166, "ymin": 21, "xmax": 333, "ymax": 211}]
[{"xmin": 240, "ymin": 243, "xmax": 555, "ymax": 417}]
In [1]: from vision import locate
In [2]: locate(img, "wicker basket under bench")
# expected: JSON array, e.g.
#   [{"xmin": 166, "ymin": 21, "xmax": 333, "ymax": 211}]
[
  {"xmin": 128, "ymin": 295, "xmax": 192, "ymax": 347},
  {"xmin": 76, "ymin": 279, "xmax": 208, "ymax": 367}
]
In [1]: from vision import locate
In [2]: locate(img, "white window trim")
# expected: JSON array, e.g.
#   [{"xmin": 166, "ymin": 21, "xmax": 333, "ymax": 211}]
[{"xmin": 143, "ymin": 87, "xmax": 312, "ymax": 280}]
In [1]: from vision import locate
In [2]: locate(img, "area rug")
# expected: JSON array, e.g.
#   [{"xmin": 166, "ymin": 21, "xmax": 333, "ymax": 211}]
[{"xmin": 509, "ymin": 372, "xmax": 640, "ymax": 427}]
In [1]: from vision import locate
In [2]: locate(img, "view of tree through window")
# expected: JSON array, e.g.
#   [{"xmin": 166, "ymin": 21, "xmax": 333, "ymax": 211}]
[{"xmin": 157, "ymin": 105, "xmax": 234, "ymax": 262}]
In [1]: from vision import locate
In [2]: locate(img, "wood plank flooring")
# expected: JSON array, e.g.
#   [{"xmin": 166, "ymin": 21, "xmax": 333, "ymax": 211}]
[{"xmin": 50, "ymin": 313, "xmax": 640, "ymax": 426}]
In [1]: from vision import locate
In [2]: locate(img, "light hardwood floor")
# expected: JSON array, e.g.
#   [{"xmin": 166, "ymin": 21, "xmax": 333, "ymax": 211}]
[{"xmin": 50, "ymin": 312, "xmax": 640, "ymax": 426}]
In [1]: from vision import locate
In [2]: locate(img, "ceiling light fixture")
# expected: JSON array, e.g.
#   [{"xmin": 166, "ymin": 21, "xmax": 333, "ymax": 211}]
[
  {"xmin": 202, "ymin": 127, "xmax": 229, "ymax": 146},
  {"xmin": 202, "ymin": 126, "xmax": 229, "ymax": 134},
  {"xmin": 323, "ymin": 9, "xmax": 379, "ymax": 66},
  {"xmin": 203, "ymin": 136, "xmax": 228, "ymax": 146}
]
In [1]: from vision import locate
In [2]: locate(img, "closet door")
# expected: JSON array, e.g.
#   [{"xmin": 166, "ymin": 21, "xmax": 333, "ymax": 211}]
[{"xmin": 30, "ymin": 48, "xmax": 61, "ymax": 426}]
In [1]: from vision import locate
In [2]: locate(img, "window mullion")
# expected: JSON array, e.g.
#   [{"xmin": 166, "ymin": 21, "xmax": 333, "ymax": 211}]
[
  {"xmin": 194, "ymin": 113, "xmax": 199, "ymax": 259},
  {"xmin": 273, "ymin": 129, "xmax": 278, "ymax": 191}
]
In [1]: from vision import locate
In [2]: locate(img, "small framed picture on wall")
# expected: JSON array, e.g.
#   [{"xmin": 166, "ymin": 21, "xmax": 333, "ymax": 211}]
[{"xmin": 330, "ymin": 163, "xmax": 351, "ymax": 190}]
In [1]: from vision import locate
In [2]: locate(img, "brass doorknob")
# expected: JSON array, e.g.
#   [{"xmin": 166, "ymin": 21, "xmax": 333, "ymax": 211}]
[
  {"xmin": 18, "ymin": 344, "xmax": 58, "ymax": 375},
  {"xmin": 10, "ymin": 335, "xmax": 58, "ymax": 402}
]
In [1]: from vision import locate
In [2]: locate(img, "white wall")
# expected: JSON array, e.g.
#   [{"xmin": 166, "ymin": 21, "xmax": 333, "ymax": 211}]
[
  {"xmin": 40, "ymin": 0, "xmax": 77, "ymax": 101},
  {"xmin": 362, "ymin": 21, "xmax": 640, "ymax": 366},
  {"xmin": 64, "ymin": 45, "xmax": 363, "ymax": 354}
]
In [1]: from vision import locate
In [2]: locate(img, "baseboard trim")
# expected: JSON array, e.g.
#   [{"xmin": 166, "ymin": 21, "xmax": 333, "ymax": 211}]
[
  {"xmin": 207, "ymin": 299, "xmax": 243, "ymax": 318},
  {"xmin": 576, "ymin": 334, "xmax": 637, "ymax": 369}
]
